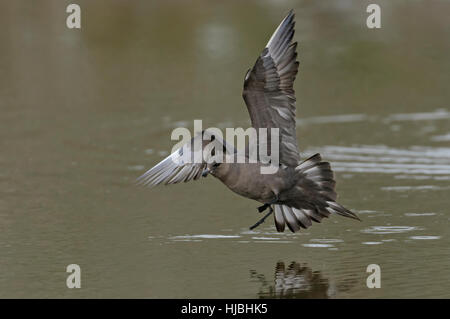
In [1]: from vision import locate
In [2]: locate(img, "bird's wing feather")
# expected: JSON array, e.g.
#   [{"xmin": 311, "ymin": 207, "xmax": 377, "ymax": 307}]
[
  {"xmin": 136, "ymin": 146, "xmax": 205, "ymax": 187},
  {"xmin": 242, "ymin": 10, "xmax": 300, "ymax": 167},
  {"xmin": 137, "ymin": 131, "xmax": 233, "ymax": 187}
]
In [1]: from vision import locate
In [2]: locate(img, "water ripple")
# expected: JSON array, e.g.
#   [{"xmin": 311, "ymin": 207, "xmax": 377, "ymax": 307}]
[
  {"xmin": 304, "ymin": 145, "xmax": 450, "ymax": 177},
  {"xmin": 409, "ymin": 236, "xmax": 441, "ymax": 240},
  {"xmin": 362, "ymin": 241, "xmax": 383, "ymax": 245},
  {"xmin": 381, "ymin": 185, "xmax": 448, "ymax": 191},
  {"xmin": 310, "ymin": 238, "xmax": 344, "ymax": 243},
  {"xmin": 169, "ymin": 234, "xmax": 241, "ymax": 240},
  {"xmin": 385, "ymin": 109, "xmax": 450, "ymax": 122},
  {"xmin": 302, "ymin": 243, "xmax": 334, "ymax": 248},
  {"xmin": 404, "ymin": 212, "xmax": 436, "ymax": 217},
  {"xmin": 361, "ymin": 226, "xmax": 420, "ymax": 235}
]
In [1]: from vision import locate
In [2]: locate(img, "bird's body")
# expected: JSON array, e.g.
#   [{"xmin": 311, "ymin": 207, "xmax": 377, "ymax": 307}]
[
  {"xmin": 211, "ymin": 161, "xmax": 292, "ymax": 204},
  {"xmin": 137, "ymin": 10, "xmax": 360, "ymax": 232}
]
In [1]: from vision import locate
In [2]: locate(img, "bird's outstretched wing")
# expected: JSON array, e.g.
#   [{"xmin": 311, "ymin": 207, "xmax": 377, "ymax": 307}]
[
  {"xmin": 136, "ymin": 131, "xmax": 232, "ymax": 187},
  {"xmin": 242, "ymin": 10, "xmax": 300, "ymax": 167}
]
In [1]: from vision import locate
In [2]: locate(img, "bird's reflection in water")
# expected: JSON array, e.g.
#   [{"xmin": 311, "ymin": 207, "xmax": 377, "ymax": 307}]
[{"xmin": 250, "ymin": 261, "xmax": 357, "ymax": 299}]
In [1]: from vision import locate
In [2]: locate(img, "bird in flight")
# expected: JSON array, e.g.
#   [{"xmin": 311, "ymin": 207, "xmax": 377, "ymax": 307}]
[{"xmin": 137, "ymin": 10, "xmax": 360, "ymax": 232}]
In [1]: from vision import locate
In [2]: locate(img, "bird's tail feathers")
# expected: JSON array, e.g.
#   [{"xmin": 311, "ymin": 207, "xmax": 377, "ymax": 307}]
[
  {"xmin": 324, "ymin": 201, "xmax": 360, "ymax": 221},
  {"xmin": 295, "ymin": 153, "xmax": 360, "ymax": 221},
  {"xmin": 295, "ymin": 153, "xmax": 337, "ymax": 201}
]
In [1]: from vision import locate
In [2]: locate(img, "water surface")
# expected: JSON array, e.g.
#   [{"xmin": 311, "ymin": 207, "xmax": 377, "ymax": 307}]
[{"xmin": 1, "ymin": 0, "xmax": 449, "ymax": 298}]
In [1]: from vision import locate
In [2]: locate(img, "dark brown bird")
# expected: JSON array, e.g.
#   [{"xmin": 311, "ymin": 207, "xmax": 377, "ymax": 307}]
[{"xmin": 137, "ymin": 10, "xmax": 360, "ymax": 232}]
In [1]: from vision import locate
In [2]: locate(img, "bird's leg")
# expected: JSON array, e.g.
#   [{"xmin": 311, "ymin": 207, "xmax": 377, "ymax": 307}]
[
  {"xmin": 257, "ymin": 195, "xmax": 279, "ymax": 213},
  {"xmin": 257, "ymin": 203, "xmax": 269, "ymax": 213},
  {"xmin": 249, "ymin": 206, "xmax": 273, "ymax": 230},
  {"xmin": 251, "ymin": 195, "xmax": 279, "ymax": 229}
]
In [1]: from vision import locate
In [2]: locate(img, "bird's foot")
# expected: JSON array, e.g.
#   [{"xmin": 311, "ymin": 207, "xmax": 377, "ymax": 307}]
[{"xmin": 250, "ymin": 206, "xmax": 273, "ymax": 230}]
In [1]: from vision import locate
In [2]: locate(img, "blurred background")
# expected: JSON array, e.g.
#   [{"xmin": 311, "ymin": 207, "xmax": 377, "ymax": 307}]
[{"xmin": 0, "ymin": 0, "xmax": 449, "ymax": 298}]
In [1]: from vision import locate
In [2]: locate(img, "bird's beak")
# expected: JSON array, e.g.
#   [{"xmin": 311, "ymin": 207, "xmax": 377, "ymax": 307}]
[{"xmin": 202, "ymin": 168, "xmax": 210, "ymax": 177}]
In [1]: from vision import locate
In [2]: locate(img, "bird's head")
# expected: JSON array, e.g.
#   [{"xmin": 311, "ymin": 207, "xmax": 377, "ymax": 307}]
[{"xmin": 203, "ymin": 161, "xmax": 229, "ymax": 178}]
